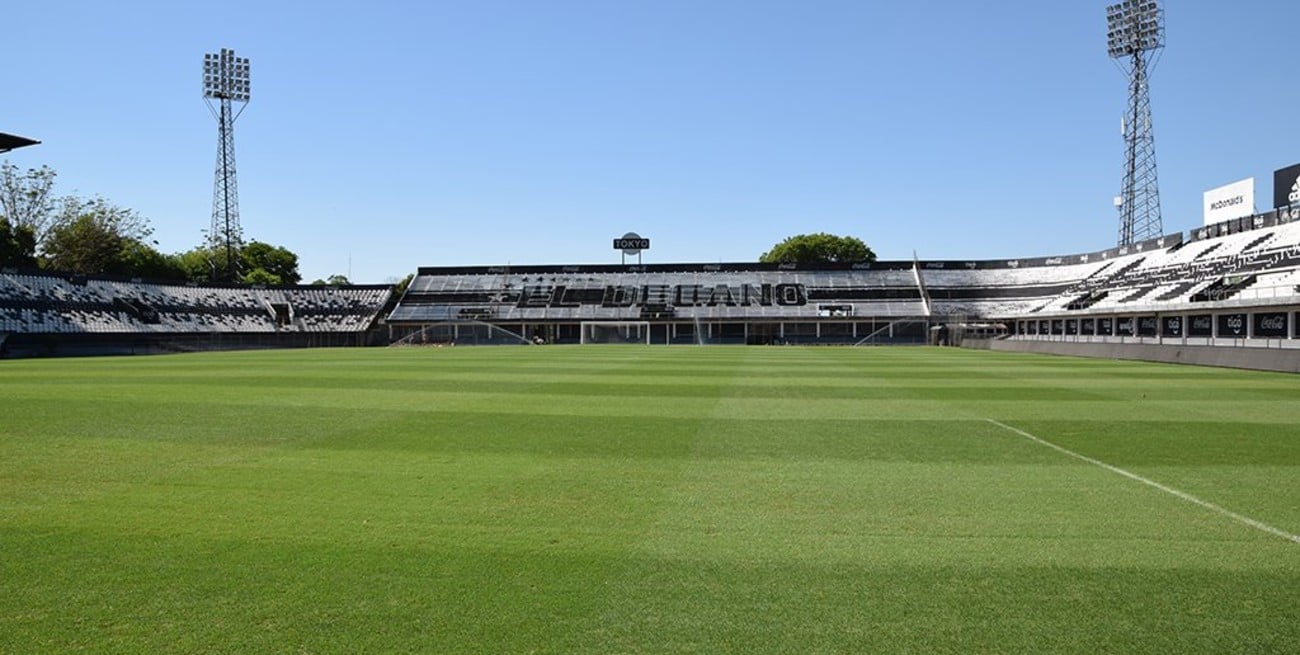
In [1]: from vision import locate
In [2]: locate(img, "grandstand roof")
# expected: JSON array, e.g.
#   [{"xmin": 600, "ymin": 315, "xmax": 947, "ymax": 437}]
[{"xmin": 0, "ymin": 132, "xmax": 40, "ymax": 153}]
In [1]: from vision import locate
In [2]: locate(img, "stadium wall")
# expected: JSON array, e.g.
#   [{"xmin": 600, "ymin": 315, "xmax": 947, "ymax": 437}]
[
  {"xmin": 0, "ymin": 330, "xmax": 383, "ymax": 359},
  {"xmin": 963, "ymin": 338, "xmax": 1300, "ymax": 374}
]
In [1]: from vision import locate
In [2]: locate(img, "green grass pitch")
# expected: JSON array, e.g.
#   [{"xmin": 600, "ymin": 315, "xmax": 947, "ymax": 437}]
[{"xmin": 1, "ymin": 345, "xmax": 1297, "ymax": 653}]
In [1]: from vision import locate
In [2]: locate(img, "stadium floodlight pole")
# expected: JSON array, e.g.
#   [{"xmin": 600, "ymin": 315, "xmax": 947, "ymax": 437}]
[
  {"xmin": 202, "ymin": 48, "xmax": 251, "ymax": 283},
  {"xmin": 1107, "ymin": 1, "xmax": 1164, "ymax": 247}
]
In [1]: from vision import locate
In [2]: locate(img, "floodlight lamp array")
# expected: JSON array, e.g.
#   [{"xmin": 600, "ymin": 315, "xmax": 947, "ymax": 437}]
[
  {"xmin": 1106, "ymin": 0, "xmax": 1163, "ymax": 58},
  {"xmin": 203, "ymin": 48, "xmax": 251, "ymax": 102}
]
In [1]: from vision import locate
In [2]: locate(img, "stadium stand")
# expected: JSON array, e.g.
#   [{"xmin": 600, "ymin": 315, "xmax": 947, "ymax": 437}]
[
  {"xmin": 1003, "ymin": 210, "xmax": 1300, "ymax": 349},
  {"xmin": 388, "ymin": 208, "xmax": 1300, "ymax": 349},
  {"xmin": 7, "ymin": 207, "xmax": 1299, "ymax": 356},
  {"xmin": 389, "ymin": 262, "xmax": 934, "ymax": 345},
  {"xmin": 1024, "ymin": 220, "xmax": 1300, "ymax": 315},
  {"xmin": 0, "ymin": 268, "xmax": 392, "ymax": 356}
]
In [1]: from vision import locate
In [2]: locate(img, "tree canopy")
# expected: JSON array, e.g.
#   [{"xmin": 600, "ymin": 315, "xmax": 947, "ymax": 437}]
[
  {"xmin": 240, "ymin": 241, "xmax": 301, "ymax": 285},
  {"xmin": 390, "ymin": 273, "xmax": 414, "ymax": 296},
  {"xmin": 759, "ymin": 233, "xmax": 876, "ymax": 265},
  {"xmin": 311, "ymin": 274, "xmax": 352, "ymax": 286},
  {"xmin": 1, "ymin": 160, "xmax": 305, "ymax": 285},
  {"xmin": 167, "ymin": 242, "xmax": 301, "ymax": 285},
  {"xmin": 41, "ymin": 198, "xmax": 160, "ymax": 276},
  {"xmin": 0, "ymin": 162, "xmax": 58, "ymax": 248},
  {"xmin": 0, "ymin": 219, "xmax": 37, "ymax": 268}
]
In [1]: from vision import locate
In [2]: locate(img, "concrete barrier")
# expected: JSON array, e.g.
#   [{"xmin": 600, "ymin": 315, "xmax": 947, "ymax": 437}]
[{"xmin": 963, "ymin": 338, "xmax": 1300, "ymax": 374}]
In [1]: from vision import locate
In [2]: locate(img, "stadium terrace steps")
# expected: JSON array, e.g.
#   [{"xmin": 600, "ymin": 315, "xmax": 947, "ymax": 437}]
[
  {"xmin": 390, "ymin": 216, "xmax": 1300, "ymax": 332},
  {"xmin": 1191, "ymin": 275, "xmax": 1259, "ymax": 303},
  {"xmin": 1152, "ymin": 281, "xmax": 1202, "ymax": 302},
  {"xmin": 0, "ymin": 271, "xmax": 392, "ymax": 335}
]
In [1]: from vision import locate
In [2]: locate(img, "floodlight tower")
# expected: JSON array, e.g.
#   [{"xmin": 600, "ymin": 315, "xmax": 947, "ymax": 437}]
[
  {"xmin": 1107, "ymin": 1, "xmax": 1164, "ymax": 246},
  {"xmin": 202, "ymin": 48, "xmax": 251, "ymax": 282}
]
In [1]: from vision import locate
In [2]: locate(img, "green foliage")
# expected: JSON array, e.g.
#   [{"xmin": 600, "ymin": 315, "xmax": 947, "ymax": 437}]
[
  {"xmin": 3, "ymin": 163, "xmax": 179, "ymax": 279},
  {"xmin": 41, "ymin": 214, "xmax": 125, "ymax": 275},
  {"xmin": 172, "ymin": 247, "xmax": 223, "ymax": 283},
  {"xmin": 3, "ymin": 162, "xmax": 310, "ymax": 285},
  {"xmin": 0, "ymin": 218, "xmax": 37, "ymax": 267},
  {"xmin": 392, "ymin": 272, "xmax": 414, "ymax": 295},
  {"xmin": 0, "ymin": 348, "xmax": 1297, "ymax": 652},
  {"xmin": 119, "ymin": 240, "xmax": 186, "ymax": 280},
  {"xmin": 238, "ymin": 267, "xmax": 279, "ymax": 286},
  {"xmin": 759, "ymin": 232, "xmax": 876, "ymax": 264},
  {"xmin": 240, "ymin": 241, "xmax": 301, "ymax": 285},
  {"xmin": 311, "ymin": 274, "xmax": 351, "ymax": 286},
  {"xmin": 40, "ymin": 198, "xmax": 162, "ymax": 276},
  {"xmin": 167, "ymin": 242, "xmax": 302, "ymax": 286},
  {"xmin": 0, "ymin": 161, "xmax": 58, "ymax": 248}
]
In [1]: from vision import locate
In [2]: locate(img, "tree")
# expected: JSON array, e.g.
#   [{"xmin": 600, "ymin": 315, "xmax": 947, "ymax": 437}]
[
  {"xmin": 240, "ymin": 241, "xmax": 301, "ymax": 285},
  {"xmin": 119, "ymin": 240, "xmax": 186, "ymax": 280},
  {"xmin": 43, "ymin": 213, "xmax": 125, "ymax": 275},
  {"xmin": 169, "ymin": 242, "xmax": 303, "ymax": 286},
  {"xmin": 759, "ymin": 233, "xmax": 876, "ymax": 265},
  {"xmin": 390, "ymin": 273, "xmax": 414, "ymax": 296},
  {"xmin": 0, "ymin": 219, "xmax": 37, "ymax": 268},
  {"xmin": 4, "ymin": 161, "xmax": 310, "ymax": 285},
  {"xmin": 41, "ymin": 198, "xmax": 158, "ymax": 276},
  {"xmin": 242, "ymin": 267, "xmax": 282, "ymax": 286},
  {"xmin": 311, "ymin": 274, "xmax": 351, "ymax": 286},
  {"xmin": 0, "ymin": 162, "xmax": 58, "ymax": 249},
  {"xmin": 173, "ymin": 246, "xmax": 224, "ymax": 284}
]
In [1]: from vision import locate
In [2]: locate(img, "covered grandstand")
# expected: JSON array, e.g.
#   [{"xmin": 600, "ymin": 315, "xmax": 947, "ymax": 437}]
[
  {"xmin": 389, "ymin": 261, "xmax": 931, "ymax": 345},
  {"xmin": 6, "ymin": 206, "xmax": 1300, "ymax": 359},
  {"xmin": 0, "ymin": 268, "xmax": 392, "ymax": 357},
  {"xmin": 1011, "ymin": 207, "xmax": 1300, "ymax": 346},
  {"xmin": 388, "ymin": 206, "xmax": 1300, "ymax": 350}
]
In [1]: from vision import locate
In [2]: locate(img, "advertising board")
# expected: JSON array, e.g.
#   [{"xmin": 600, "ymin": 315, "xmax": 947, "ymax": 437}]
[
  {"xmin": 1160, "ymin": 315, "xmax": 1183, "ymax": 338},
  {"xmin": 1203, "ymin": 178, "xmax": 1255, "ymax": 225},
  {"xmin": 1274, "ymin": 163, "xmax": 1300, "ymax": 208},
  {"xmin": 1217, "ymin": 313, "xmax": 1248, "ymax": 338},
  {"xmin": 1188, "ymin": 314, "xmax": 1213, "ymax": 337},
  {"xmin": 1253, "ymin": 312, "xmax": 1288, "ymax": 338},
  {"xmin": 1137, "ymin": 316, "xmax": 1158, "ymax": 336}
]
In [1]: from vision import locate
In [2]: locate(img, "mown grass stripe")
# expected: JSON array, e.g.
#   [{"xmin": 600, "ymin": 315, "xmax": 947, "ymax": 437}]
[
  {"xmin": 2, "ymin": 346, "xmax": 1298, "ymax": 653},
  {"xmin": 987, "ymin": 418, "xmax": 1300, "ymax": 545}
]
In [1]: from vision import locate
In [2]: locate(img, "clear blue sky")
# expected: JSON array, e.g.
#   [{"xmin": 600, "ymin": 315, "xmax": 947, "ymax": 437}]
[{"xmin": 4, "ymin": 1, "xmax": 1297, "ymax": 283}]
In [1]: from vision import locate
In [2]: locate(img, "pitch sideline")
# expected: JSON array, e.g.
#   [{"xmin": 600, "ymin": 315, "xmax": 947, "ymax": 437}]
[{"xmin": 985, "ymin": 418, "xmax": 1300, "ymax": 545}]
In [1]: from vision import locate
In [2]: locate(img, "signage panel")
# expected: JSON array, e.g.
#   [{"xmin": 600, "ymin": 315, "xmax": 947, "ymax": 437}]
[
  {"xmin": 1137, "ymin": 316, "xmax": 1158, "ymax": 337},
  {"xmin": 1203, "ymin": 178, "xmax": 1255, "ymax": 225},
  {"xmin": 1116, "ymin": 317, "xmax": 1135, "ymax": 336},
  {"xmin": 1188, "ymin": 314, "xmax": 1213, "ymax": 337},
  {"xmin": 1217, "ymin": 313, "xmax": 1248, "ymax": 338},
  {"xmin": 1160, "ymin": 315, "xmax": 1183, "ymax": 338},
  {"xmin": 1081, "ymin": 318, "xmax": 1096, "ymax": 335},
  {"xmin": 1274, "ymin": 163, "xmax": 1300, "ymax": 208},
  {"xmin": 1098, "ymin": 317, "xmax": 1114, "ymax": 336},
  {"xmin": 613, "ymin": 235, "xmax": 651, "ymax": 252},
  {"xmin": 1253, "ymin": 312, "xmax": 1288, "ymax": 338}
]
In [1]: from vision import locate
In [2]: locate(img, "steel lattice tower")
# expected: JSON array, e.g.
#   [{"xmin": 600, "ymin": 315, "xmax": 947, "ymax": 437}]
[
  {"xmin": 203, "ymin": 48, "xmax": 251, "ymax": 282},
  {"xmin": 1107, "ymin": 1, "xmax": 1164, "ymax": 246}
]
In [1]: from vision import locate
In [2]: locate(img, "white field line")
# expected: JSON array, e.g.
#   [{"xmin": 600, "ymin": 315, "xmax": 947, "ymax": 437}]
[{"xmin": 985, "ymin": 418, "xmax": 1300, "ymax": 545}]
